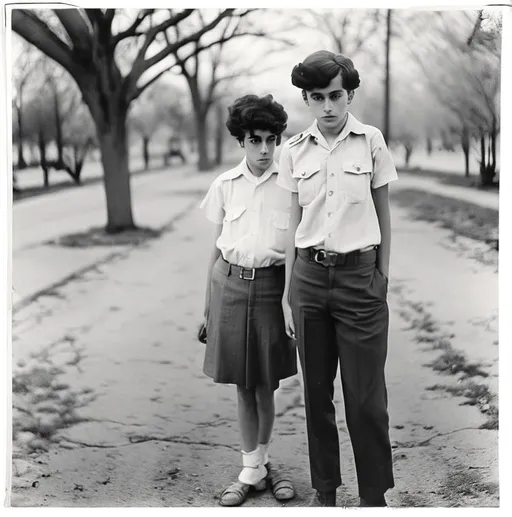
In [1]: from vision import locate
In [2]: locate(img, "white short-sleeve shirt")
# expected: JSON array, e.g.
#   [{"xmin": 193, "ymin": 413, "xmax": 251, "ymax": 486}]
[
  {"xmin": 200, "ymin": 158, "xmax": 291, "ymax": 268},
  {"xmin": 277, "ymin": 113, "xmax": 398, "ymax": 253}
]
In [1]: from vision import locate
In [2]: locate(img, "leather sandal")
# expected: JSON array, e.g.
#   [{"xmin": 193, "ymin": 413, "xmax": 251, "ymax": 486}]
[
  {"xmin": 265, "ymin": 462, "xmax": 295, "ymax": 501},
  {"xmin": 219, "ymin": 478, "xmax": 266, "ymax": 507}
]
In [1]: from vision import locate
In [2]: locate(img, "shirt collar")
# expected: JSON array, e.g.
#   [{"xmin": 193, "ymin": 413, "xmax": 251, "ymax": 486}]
[
  {"xmin": 306, "ymin": 112, "xmax": 367, "ymax": 147},
  {"xmin": 222, "ymin": 158, "xmax": 278, "ymax": 183}
]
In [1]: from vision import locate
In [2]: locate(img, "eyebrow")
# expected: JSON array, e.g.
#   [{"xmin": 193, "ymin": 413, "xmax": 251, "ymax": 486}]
[{"xmin": 311, "ymin": 90, "xmax": 343, "ymax": 95}]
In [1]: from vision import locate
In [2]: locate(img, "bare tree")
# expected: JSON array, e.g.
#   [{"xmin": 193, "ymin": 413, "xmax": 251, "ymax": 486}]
[
  {"xmin": 166, "ymin": 10, "xmax": 291, "ymax": 170},
  {"xmin": 62, "ymin": 100, "xmax": 96, "ymax": 184},
  {"xmin": 12, "ymin": 38, "xmax": 40, "ymax": 169},
  {"xmin": 128, "ymin": 81, "xmax": 181, "ymax": 170},
  {"xmin": 12, "ymin": 8, "xmax": 246, "ymax": 232},
  {"xmin": 404, "ymin": 10, "xmax": 500, "ymax": 181},
  {"xmin": 300, "ymin": 9, "xmax": 381, "ymax": 57}
]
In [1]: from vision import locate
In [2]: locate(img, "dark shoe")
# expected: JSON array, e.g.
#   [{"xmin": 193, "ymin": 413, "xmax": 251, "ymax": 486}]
[
  {"xmin": 309, "ymin": 490, "xmax": 336, "ymax": 506},
  {"xmin": 359, "ymin": 495, "xmax": 387, "ymax": 507}
]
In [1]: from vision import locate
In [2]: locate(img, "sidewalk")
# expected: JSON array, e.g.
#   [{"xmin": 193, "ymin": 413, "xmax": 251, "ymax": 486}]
[
  {"xmin": 12, "ymin": 164, "xmax": 222, "ymax": 310},
  {"xmin": 392, "ymin": 172, "xmax": 499, "ymax": 211},
  {"xmin": 9, "ymin": 186, "xmax": 498, "ymax": 507}
]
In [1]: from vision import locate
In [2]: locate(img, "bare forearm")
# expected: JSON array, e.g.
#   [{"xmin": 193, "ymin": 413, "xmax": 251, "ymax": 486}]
[
  {"xmin": 204, "ymin": 225, "xmax": 222, "ymax": 317},
  {"xmin": 372, "ymin": 185, "xmax": 391, "ymax": 278},
  {"xmin": 283, "ymin": 194, "xmax": 301, "ymax": 302}
]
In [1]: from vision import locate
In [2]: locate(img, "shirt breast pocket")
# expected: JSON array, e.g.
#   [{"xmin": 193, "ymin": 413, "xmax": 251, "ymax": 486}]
[
  {"xmin": 223, "ymin": 205, "xmax": 247, "ymax": 241},
  {"xmin": 343, "ymin": 163, "xmax": 372, "ymax": 203},
  {"xmin": 269, "ymin": 209, "xmax": 290, "ymax": 252},
  {"xmin": 292, "ymin": 167, "xmax": 321, "ymax": 207}
]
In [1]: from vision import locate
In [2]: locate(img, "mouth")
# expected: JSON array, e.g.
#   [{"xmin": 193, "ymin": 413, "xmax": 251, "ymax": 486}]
[
  {"xmin": 258, "ymin": 158, "xmax": 270, "ymax": 162},
  {"xmin": 323, "ymin": 116, "xmax": 337, "ymax": 120}
]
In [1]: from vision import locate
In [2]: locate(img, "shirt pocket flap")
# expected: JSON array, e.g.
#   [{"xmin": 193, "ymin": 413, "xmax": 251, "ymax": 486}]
[
  {"xmin": 344, "ymin": 162, "xmax": 372, "ymax": 175},
  {"xmin": 271, "ymin": 210, "xmax": 290, "ymax": 230},
  {"xmin": 224, "ymin": 205, "xmax": 246, "ymax": 222},
  {"xmin": 292, "ymin": 166, "xmax": 321, "ymax": 180}
]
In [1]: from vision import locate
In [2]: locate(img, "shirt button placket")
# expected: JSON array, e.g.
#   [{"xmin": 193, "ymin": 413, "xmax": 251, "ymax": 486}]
[{"xmin": 325, "ymin": 153, "xmax": 337, "ymax": 247}]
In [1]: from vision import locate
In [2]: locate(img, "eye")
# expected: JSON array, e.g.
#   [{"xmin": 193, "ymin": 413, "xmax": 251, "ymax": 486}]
[
  {"xmin": 331, "ymin": 93, "xmax": 342, "ymax": 100},
  {"xmin": 249, "ymin": 139, "xmax": 259, "ymax": 145}
]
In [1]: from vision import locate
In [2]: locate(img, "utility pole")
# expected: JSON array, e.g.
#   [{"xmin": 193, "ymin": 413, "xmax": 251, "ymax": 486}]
[{"xmin": 384, "ymin": 9, "xmax": 392, "ymax": 143}]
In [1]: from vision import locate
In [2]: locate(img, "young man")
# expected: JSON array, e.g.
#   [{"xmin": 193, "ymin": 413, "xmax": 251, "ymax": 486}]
[
  {"xmin": 277, "ymin": 50, "xmax": 398, "ymax": 507},
  {"xmin": 200, "ymin": 94, "xmax": 297, "ymax": 506}
]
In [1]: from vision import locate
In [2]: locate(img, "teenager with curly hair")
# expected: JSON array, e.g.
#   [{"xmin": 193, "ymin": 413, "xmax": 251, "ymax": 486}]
[
  {"xmin": 200, "ymin": 94, "xmax": 297, "ymax": 507},
  {"xmin": 277, "ymin": 51, "xmax": 398, "ymax": 507}
]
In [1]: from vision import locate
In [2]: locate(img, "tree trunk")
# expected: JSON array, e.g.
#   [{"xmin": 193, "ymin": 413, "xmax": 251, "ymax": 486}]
[
  {"xmin": 38, "ymin": 128, "xmax": 49, "ymax": 188},
  {"xmin": 404, "ymin": 143, "xmax": 413, "ymax": 167},
  {"xmin": 480, "ymin": 132, "xmax": 486, "ymax": 170},
  {"xmin": 383, "ymin": 9, "xmax": 391, "ymax": 143},
  {"xmin": 98, "ymin": 116, "xmax": 136, "ymax": 233},
  {"xmin": 53, "ymin": 89, "xmax": 64, "ymax": 165},
  {"xmin": 143, "ymin": 136, "xmax": 150, "ymax": 170},
  {"xmin": 490, "ymin": 117, "xmax": 496, "ymax": 172},
  {"xmin": 16, "ymin": 104, "xmax": 27, "ymax": 169},
  {"xmin": 426, "ymin": 136, "xmax": 433, "ymax": 156},
  {"xmin": 196, "ymin": 113, "xmax": 210, "ymax": 171},
  {"xmin": 215, "ymin": 104, "xmax": 224, "ymax": 166},
  {"xmin": 461, "ymin": 125, "xmax": 470, "ymax": 177}
]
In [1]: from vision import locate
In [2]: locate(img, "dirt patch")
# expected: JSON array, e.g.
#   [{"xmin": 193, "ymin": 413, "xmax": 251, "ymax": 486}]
[
  {"xmin": 395, "ymin": 293, "xmax": 498, "ymax": 430},
  {"xmin": 427, "ymin": 382, "xmax": 498, "ymax": 430},
  {"xmin": 438, "ymin": 468, "xmax": 498, "ymax": 506},
  {"xmin": 47, "ymin": 226, "xmax": 162, "ymax": 248},
  {"xmin": 427, "ymin": 350, "xmax": 489, "ymax": 380},
  {"xmin": 390, "ymin": 188, "xmax": 498, "ymax": 251}
]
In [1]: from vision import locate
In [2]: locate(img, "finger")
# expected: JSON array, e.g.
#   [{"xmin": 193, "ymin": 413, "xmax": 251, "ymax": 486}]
[{"xmin": 289, "ymin": 319, "xmax": 296, "ymax": 337}]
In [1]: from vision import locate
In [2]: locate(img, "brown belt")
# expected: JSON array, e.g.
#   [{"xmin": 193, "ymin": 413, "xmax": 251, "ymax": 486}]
[{"xmin": 298, "ymin": 246, "xmax": 377, "ymax": 267}]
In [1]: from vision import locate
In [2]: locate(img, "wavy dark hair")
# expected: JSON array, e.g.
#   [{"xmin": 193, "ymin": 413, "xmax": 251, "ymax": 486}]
[
  {"xmin": 291, "ymin": 50, "xmax": 360, "ymax": 92},
  {"xmin": 226, "ymin": 94, "xmax": 288, "ymax": 145}
]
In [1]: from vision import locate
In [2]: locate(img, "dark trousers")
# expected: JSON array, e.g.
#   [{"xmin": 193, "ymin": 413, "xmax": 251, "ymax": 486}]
[{"xmin": 290, "ymin": 249, "xmax": 394, "ymax": 499}]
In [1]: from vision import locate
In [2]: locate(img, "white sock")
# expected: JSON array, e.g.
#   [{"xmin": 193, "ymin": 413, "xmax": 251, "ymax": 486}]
[
  {"xmin": 259, "ymin": 442, "xmax": 269, "ymax": 465},
  {"xmin": 238, "ymin": 448, "xmax": 266, "ymax": 485}
]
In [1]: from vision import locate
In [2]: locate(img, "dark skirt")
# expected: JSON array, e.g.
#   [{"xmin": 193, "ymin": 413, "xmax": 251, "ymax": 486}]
[{"xmin": 204, "ymin": 257, "xmax": 297, "ymax": 390}]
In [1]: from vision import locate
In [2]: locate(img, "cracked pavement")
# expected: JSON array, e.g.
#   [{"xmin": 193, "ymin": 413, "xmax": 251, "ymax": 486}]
[{"xmin": 9, "ymin": 175, "xmax": 499, "ymax": 507}]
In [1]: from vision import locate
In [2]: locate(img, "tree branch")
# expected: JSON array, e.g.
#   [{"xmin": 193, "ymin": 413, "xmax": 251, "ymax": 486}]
[
  {"xmin": 112, "ymin": 9, "xmax": 155, "ymax": 46},
  {"xmin": 54, "ymin": 9, "xmax": 92, "ymax": 51},
  {"xmin": 132, "ymin": 67, "xmax": 169, "ymax": 99},
  {"xmin": 12, "ymin": 10, "xmax": 78, "ymax": 76},
  {"xmin": 139, "ymin": 9, "xmax": 234, "ymax": 74},
  {"xmin": 134, "ymin": 9, "xmax": 194, "ymax": 65}
]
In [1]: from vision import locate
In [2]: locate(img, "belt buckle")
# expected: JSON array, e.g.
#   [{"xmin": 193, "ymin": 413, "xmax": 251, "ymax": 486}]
[
  {"xmin": 239, "ymin": 267, "xmax": 255, "ymax": 280},
  {"xmin": 313, "ymin": 250, "xmax": 337, "ymax": 267}
]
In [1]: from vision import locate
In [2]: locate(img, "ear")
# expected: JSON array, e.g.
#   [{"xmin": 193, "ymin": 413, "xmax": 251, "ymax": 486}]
[
  {"xmin": 347, "ymin": 90, "xmax": 355, "ymax": 104},
  {"xmin": 302, "ymin": 90, "xmax": 309, "ymax": 106},
  {"xmin": 239, "ymin": 140, "xmax": 245, "ymax": 148}
]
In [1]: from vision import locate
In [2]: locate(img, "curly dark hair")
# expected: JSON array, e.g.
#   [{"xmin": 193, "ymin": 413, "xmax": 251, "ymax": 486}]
[
  {"xmin": 226, "ymin": 94, "xmax": 288, "ymax": 145},
  {"xmin": 291, "ymin": 50, "xmax": 360, "ymax": 92}
]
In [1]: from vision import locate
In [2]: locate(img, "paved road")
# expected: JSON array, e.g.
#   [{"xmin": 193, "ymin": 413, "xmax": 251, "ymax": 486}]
[{"xmin": 9, "ymin": 177, "xmax": 498, "ymax": 507}]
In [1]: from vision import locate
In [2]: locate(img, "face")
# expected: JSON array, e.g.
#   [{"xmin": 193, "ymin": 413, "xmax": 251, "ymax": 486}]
[
  {"xmin": 304, "ymin": 73, "xmax": 354, "ymax": 134},
  {"xmin": 242, "ymin": 129, "xmax": 277, "ymax": 175}
]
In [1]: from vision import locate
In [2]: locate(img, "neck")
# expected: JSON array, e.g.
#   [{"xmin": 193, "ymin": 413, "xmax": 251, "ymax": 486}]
[
  {"xmin": 246, "ymin": 160, "xmax": 266, "ymax": 177},
  {"xmin": 319, "ymin": 112, "xmax": 349, "ymax": 143}
]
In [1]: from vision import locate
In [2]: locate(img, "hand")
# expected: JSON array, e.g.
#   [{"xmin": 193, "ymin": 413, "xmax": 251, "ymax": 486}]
[
  {"xmin": 198, "ymin": 321, "xmax": 207, "ymax": 344},
  {"xmin": 282, "ymin": 298, "xmax": 296, "ymax": 340}
]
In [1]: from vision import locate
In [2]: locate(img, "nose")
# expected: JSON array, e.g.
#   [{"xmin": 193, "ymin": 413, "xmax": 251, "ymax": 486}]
[
  {"xmin": 323, "ymin": 98, "xmax": 333, "ymax": 113},
  {"xmin": 260, "ymin": 142, "xmax": 268, "ymax": 154}
]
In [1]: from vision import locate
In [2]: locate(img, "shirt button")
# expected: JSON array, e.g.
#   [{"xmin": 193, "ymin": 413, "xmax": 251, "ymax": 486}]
[
  {"xmin": 301, "ymin": 172, "xmax": 306, "ymax": 176},
  {"xmin": 328, "ymin": 190, "xmax": 333, "ymax": 196},
  {"xmin": 328, "ymin": 233, "xmax": 332, "ymax": 238},
  {"xmin": 356, "ymin": 166, "xmax": 361, "ymax": 171},
  {"xmin": 329, "ymin": 173, "xmax": 334, "ymax": 177},
  {"xmin": 328, "ymin": 212, "xmax": 332, "ymax": 217}
]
